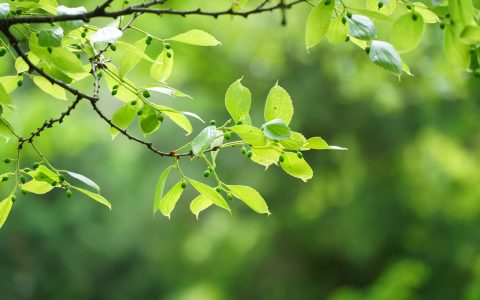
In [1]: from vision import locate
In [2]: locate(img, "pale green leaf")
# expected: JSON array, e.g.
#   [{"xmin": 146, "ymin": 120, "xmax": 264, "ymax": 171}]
[
  {"xmin": 22, "ymin": 180, "xmax": 55, "ymax": 194},
  {"xmin": 444, "ymin": 26, "xmax": 470, "ymax": 69},
  {"xmin": 0, "ymin": 84, "xmax": 13, "ymax": 105},
  {"xmin": 230, "ymin": 125, "xmax": 266, "ymax": 146},
  {"xmin": 72, "ymin": 186, "xmax": 112, "ymax": 209},
  {"xmin": 190, "ymin": 195, "xmax": 213, "ymax": 220},
  {"xmin": 460, "ymin": 25, "xmax": 480, "ymax": 44},
  {"xmin": 139, "ymin": 105, "xmax": 160, "ymax": 136},
  {"xmin": 369, "ymin": 40, "xmax": 403, "ymax": 76},
  {"xmin": 110, "ymin": 100, "xmax": 139, "ymax": 138},
  {"xmin": 150, "ymin": 48, "xmax": 174, "ymax": 82},
  {"xmin": 159, "ymin": 181, "xmax": 184, "ymax": 218},
  {"xmin": 366, "ymin": 0, "xmax": 396, "ymax": 16},
  {"xmin": 228, "ymin": 185, "xmax": 270, "ymax": 215},
  {"xmin": 167, "ymin": 29, "xmax": 221, "ymax": 46},
  {"xmin": 264, "ymin": 83, "xmax": 293, "ymax": 125},
  {"xmin": 192, "ymin": 125, "xmax": 218, "ymax": 156},
  {"xmin": 153, "ymin": 165, "xmax": 175, "ymax": 215},
  {"xmin": 262, "ymin": 119, "xmax": 291, "ymax": 140},
  {"xmin": 0, "ymin": 118, "xmax": 13, "ymax": 142},
  {"xmin": 0, "ymin": 196, "xmax": 13, "ymax": 230},
  {"xmin": 326, "ymin": 15, "xmax": 350, "ymax": 45},
  {"xmin": 251, "ymin": 145, "xmax": 282, "ymax": 168},
  {"xmin": 412, "ymin": 2, "xmax": 439, "ymax": 23},
  {"xmin": 225, "ymin": 78, "xmax": 251, "ymax": 123},
  {"xmin": 120, "ymin": 38, "xmax": 148, "ymax": 78},
  {"xmin": 188, "ymin": 178, "xmax": 231, "ymax": 212},
  {"xmin": 0, "ymin": 76, "xmax": 22, "ymax": 93},
  {"xmin": 116, "ymin": 41, "xmax": 157, "ymax": 63},
  {"xmin": 391, "ymin": 13, "xmax": 424, "ymax": 53},
  {"xmin": 279, "ymin": 132, "xmax": 307, "ymax": 150},
  {"xmin": 305, "ymin": 0, "xmax": 335, "ymax": 50},
  {"xmin": 280, "ymin": 152, "xmax": 314, "ymax": 182},
  {"xmin": 32, "ymin": 76, "xmax": 67, "ymax": 100}
]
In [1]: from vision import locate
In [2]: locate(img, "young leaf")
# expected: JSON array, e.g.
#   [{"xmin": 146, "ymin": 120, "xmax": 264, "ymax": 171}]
[
  {"xmin": 0, "ymin": 75, "xmax": 23, "ymax": 93},
  {"xmin": 251, "ymin": 145, "xmax": 283, "ymax": 168},
  {"xmin": 262, "ymin": 119, "xmax": 291, "ymax": 141},
  {"xmin": 139, "ymin": 105, "xmax": 160, "ymax": 136},
  {"xmin": 305, "ymin": 0, "xmax": 335, "ymax": 50},
  {"xmin": 0, "ymin": 84, "xmax": 13, "ymax": 105},
  {"xmin": 192, "ymin": 125, "xmax": 218, "ymax": 156},
  {"xmin": 90, "ymin": 26, "xmax": 123, "ymax": 44},
  {"xmin": 120, "ymin": 38, "xmax": 148, "ymax": 78},
  {"xmin": 228, "ymin": 185, "xmax": 270, "ymax": 215},
  {"xmin": 279, "ymin": 132, "xmax": 307, "ymax": 150},
  {"xmin": 167, "ymin": 29, "xmax": 221, "ymax": 46},
  {"xmin": 0, "ymin": 118, "xmax": 13, "ymax": 142},
  {"xmin": 190, "ymin": 195, "xmax": 213, "ymax": 220},
  {"xmin": 64, "ymin": 171, "xmax": 100, "ymax": 192},
  {"xmin": 32, "ymin": 76, "xmax": 67, "ymax": 100},
  {"xmin": 110, "ymin": 100, "xmax": 139, "ymax": 139},
  {"xmin": 159, "ymin": 181, "xmax": 184, "ymax": 219},
  {"xmin": 264, "ymin": 83, "xmax": 293, "ymax": 125},
  {"xmin": 153, "ymin": 165, "xmax": 175, "ymax": 215},
  {"xmin": 460, "ymin": 25, "xmax": 480, "ymax": 44},
  {"xmin": 327, "ymin": 15, "xmax": 350, "ymax": 45},
  {"xmin": 38, "ymin": 27, "xmax": 64, "ymax": 48},
  {"xmin": 0, "ymin": 196, "xmax": 13, "ymax": 230},
  {"xmin": 72, "ymin": 186, "xmax": 112, "ymax": 209},
  {"xmin": 225, "ymin": 78, "xmax": 251, "ymax": 123},
  {"xmin": 116, "ymin": 41, "xmax": 156, "ymax": 63},
  {"xmin": 230, "ymin": 125, "xmax": 267, "ymax": 146},
  {"xmin": 150, "ymin": 48, "xmax": 174, "ymax": 82},
  {"xmin": 369, "ymin": 41, "xmax": 403, "ymax": 76},
  {"xmin": 15, "ymin": 56, "xmax": 30, "ymax": 74},
  {"xmin": 348, "ymin": 15, "xmax": 377, "ymax": 40},
  {"xmin": 305, "ymin": 137, "xmax": 329, "ymax": 149},
  {"xmin": 188, "ymin": 179, "xmax": 231, "ymax": 212},
  {"xmin": 22, "ymin": 180, "xmax": 55, "ymax": 194},
  {"xmin": 29, "ymin": 35, "xmax": 84, "ymax": 73},
  {"xmin": 162, "ymin": 110, "xmax": 192, "ymax": 135},
  {"xmin": 391, "ymin": 13, "xmax": 424, "ymax": 53},
  {"xmin": 280, "ymin": 152, "xmax": 313, "ymax": 182},
  {"xmin": 444, "ymin": 25, "xmax": 470, "ymax": 69}
]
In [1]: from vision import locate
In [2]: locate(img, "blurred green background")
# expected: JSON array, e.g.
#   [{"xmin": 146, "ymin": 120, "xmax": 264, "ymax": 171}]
[{"xmin": 1, "ymin": 0, "xmax": 480, "ymax": 299}]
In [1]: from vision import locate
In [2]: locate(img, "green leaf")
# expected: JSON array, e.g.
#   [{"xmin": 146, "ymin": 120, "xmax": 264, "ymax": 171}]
[
  {"xmin": 145, "ymin": 86, "xmax": 192, "ymax": 99},
  {"xmin": 190, "ymin": 195, "xmax": 213, "ymax": 220},
  {"xmin": 22, "ymin": 180, "xmax": 55, "ymax": 194},
  {"xmin": 192, "ymin": 125, "xmax": 218, "ymax": 156},
  {"xmin": 460, "ymin": 25, "xmax": 480, "ymax": 44},
  {"xmin": 280, "ymin": 152, "xmax": 313, "ymax": 182},
  {"xmin": 251, "ymin": 145, "xmax": 282, "ymax": 168},
  {"xmin": 90, "ymin": 26, "xmax": 123, "ymax": 44},
  {"xmin": 228, "ymin": 185, "xmax": 270, "ymax": 215},
  {"xmin": 230, "ymin": 125, "xmax": 267, "ymax": 146},
  {"xmin": 368, "ymin": 40, "xmax": 403, "ymax": 76},
  {"xmin": 120, "ymin": 38, "xmax": 148, "ymax": 78},
  {"xmin": 262, "ymin": 119, "xmax": 291, "ymax": 140},
  {"xmin": 38, "ymin": 27, "xmax": 64, "ymax": 48},
  {"xmin": 391, "ymin": 13, "xmax": 424, "ymax": 53},
  {"xmin": 305, "ymin": 136, "xmax": 347, "ymax": 150},
  {"xmin": 64, "ymin": 171, "xmax": 100, "ymax": 192},
  {"xmin": 188, "ymin": 179, "xmax": 231, "ymax": 212},
  {"xmin": 153, "ymin": 165, "xmax": 175, "ymax": 215},
  {"xmin": 0, "ymin": 118, "xmax": 13, "ymax": 142},
  {"xmin": 72, "ymin": 186, "xmax": 112, "ymax": 209},
  {"xmin": 348, "ymin": 15, "xmax": 377, "ymax": 40},
  {"xmin": 139, "ymin": 105, "xmax": 160, "ymax": 136},
  {"xmin": 225, "ymin": 78, "xmax": 251, "ymax": 123},
  {"xmin": 163, "ymin": 110, "xmax": 192, "ymax": 135},
  {"xmin": 110, "ymin": 100, "xmax": 139, "ymax": 139},
  {"xmin": 0, "ymin": 84, "xmax": 13, "ymax": 105},
  {"xmin": 305, "ymin": 0, "xmax": 335, "ymax": 50},
  {"xmin": 150, "ymin": 48, "xmax": 174, "ymax": 82},
  {"xmin": 15, "ymin": 56, "xmax": 30, "ymax": 74},
  {"xmin": 116, "ymin": 41, "xmax": 156, "ymax": 63},
  {"xmin": 444, "ymin": 26, "xmax": 470, "ymax": 69},
  {"xmin": 279, "ymin": 132, "xmax": 307, "ymax": 150},
  {"xmin": 57, "ymin": 5, "xmax": 87, "ymax": 33},
  {"xmin": 326, "ymin": 15, "xmax": 350, "ymax": 45},
  {"xmin": 264, "ymin": 83, "xmax": 293, "ymax": 125},
  {"xmin": 32, "ymin": 76, "xmax": 67, "ymax": 100},
  {"xmin": 0, "ymin": 3, "xmax": 10, "ymax": 19},
  {"xmin": 104, "ymin": 63, "xmax": 138, "ymax": 102},
  {"xmin": 0, "ymin": 196, "xmax": 13, "ymax": 230},
  {"xmin": 159, "ymin": 181, "xmax": 184, "ymax": 219},
  {"xmin": 366, "ymin": 0, "xmax": 396, "ymax": 16},
  {"xmin": 449, "ymin": 0, "xmax": 476, "ymax": 36},
  {"xmin": 0, "ymin": 75, "xmax": 22, "ymax": 93},
  {"xmin": 167, "ymin": 29, "xmax": 221, "ymax": 46}
]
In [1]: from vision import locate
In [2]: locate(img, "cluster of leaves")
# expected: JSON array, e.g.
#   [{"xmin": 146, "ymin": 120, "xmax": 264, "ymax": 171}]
[{"xmin": 304, "ymin": 0, "xmax": 480, "ymax": 77}]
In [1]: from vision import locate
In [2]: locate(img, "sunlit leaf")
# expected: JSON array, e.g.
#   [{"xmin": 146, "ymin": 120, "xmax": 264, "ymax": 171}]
[
  {"xmin": 190, "ymin": 195, "xmax": 213, "ymax": 219},
  {"xmin": 369, "ymin": 40, "xmax": 403, "ymax": 76},
  {"xmin": 110, "ymin": 100, "xmax": 139, "ymax": 139},
  {"xmin": 72, "ymin": 186, "xmax": 112, "ymax": 209},
  {"xmin": 228, "ymin": 185, "xmax": 270, "ymax": 215},
  {"xmin": 32, "ymin": 76, "xmax": 67, "ymax": 100},
  {"xmin": 153, "ymin": 165, "xmax": 175, "ymax": 215},
  {"xmin": 348, "ymin": 15, "xmax": 377, "ymax": 40},
  {"xmin": 262, "ymin": 119, "xmax": 291, "ymax": 141},
  {"xmin": 230, "ymin": 125, "xmax": 266, "ymax": 146},
  {"xmin": 225, "ymin": 78, "xmax": 251, "ymax": 123},
  {"xmin": 305, "ymin": 0, "xmax": 335, "ymax": 50},
  {"xmin": 264, "ymin": 82, "xmax": 293, "ymax": 125},
  {"xmin": 159, "ymin": 181, "xmax": 184, "ymax": 219},
  {"xmin": 0, "ymin": 196, "xmax": 13, "ymax": 230},
  {"xmin": 64, "ymin": 171, "xmax": 100, "ymax": 192},
  {"xmin": 167, "ymin": 29, "xmax": 221, "ymax": 46},
  {"xmin": 391, "ymin": 13, "xmax": 424, "ymax": 53},
  {"xmin": 188, "ymin": 179, "xmax": 231, "ymax": 212}
]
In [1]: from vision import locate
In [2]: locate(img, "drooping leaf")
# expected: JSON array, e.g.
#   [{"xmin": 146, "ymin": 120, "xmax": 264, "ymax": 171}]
[
  {"xmin": 192, "ymin": 125, "xmax": 218, "ymax": 156},
  {"xmin": 262, "ymin": 119, "xmax": 291, "ymax": 141},
  {"xmin": 327, "ymin": 15, "xmax": 350, "ymax": 45},
  {"xmin": 264, "ymin": 83, "xmax": 293, "ymax": 125},
  {"xmin": 150, "ymin": 48, "xmax": 174, "ymax": 82},
  {"xmin": 22, "ymin": 180, "xmax": 55, "ymax": 194},
  {"xmin": 230, "ymin": 125, "xmax": 267, "ymax": 146},
  {"xmin": 412, "ymin": 2, "xmax": 439, "ymax": 23},
  {"xmin": 159, "ymin": 181, "xmax": 184, "ymax": 218},
  {"xmin": 0, "ymin": 118, "xmax": 13, "ymax": 142},
  {"xmin": 139, "ymin": 105, "xmax": 160, "ymax": 136},
  {"xmin": 72, "ymin": 186, "xmax": 112, "ymax": 209},
  {"xmin": 280, "ymin": 152, "xmax": 313, "ymax": 182},
  {"xmin": 225, "ymin": 78, "xmax": 251, "ymax": 123},
  {"xmin": 64, "ymin": 171, "xmax": 100, "ymax": 192},
  {"xmin": 162, "ymin": 110, "xmax": 192, "ymax": 135},
  {"xmin": 145, "ymin": 86, "xmax": 192, "ymax": 99},
  {"xmin": 188, "ymin": 179, "xmax": 231, "ymax": 212},
  {"xmin": 110, "ymin": 100, "xmax": 139, "ymax": 138},
  {"xmin": 305, "ymin": 136, "xmax": 347, "ymax": 150},
  {"xmin": 32, "ymin": 76, "xmax": 67, "ymax": 100},
  {"xmin": 348, "ymin": 15, "xmax": 377, "ymax": 40},
  {"xmin": 368, "ymin": 40, "xmax": 403, "ymax": 76},
  {"xmin": 391, "ymin": 13, "xmax": 424, "ymax": 53},
  {"xmin": 116, "ymin": 41, "xmax": 156, "ymax": 63},
  {"xmin": 153, "ymin": 165, "xmax": 175, "ymax": 215},
  {"xmin": 305, "ymin": 0, "xmax": 335, "ymax": 50},
  {"xmin": 228, "ymin": 185, "xmax": 270, "ymax": 215},
  {"xmin": 0, "ymin": 196, "xmax": 13, "ymax": 230},
  {"xmin": 38, "ymin": 27, "xmax": 64, "ymax": 48},
  {"xmin": 167, "ymin": 29, "xmax": 221, "ymax": 46},
  {"xmin": 444, "ymin": 25, "xmax": 470, "ymax": 69},
  {"xmin": 190, "ymin": 195, "xmax": 213, "ymax": 219},
  {"xmin": 120, "ymin": 37, "xmax": 148, "ymax": 78}
]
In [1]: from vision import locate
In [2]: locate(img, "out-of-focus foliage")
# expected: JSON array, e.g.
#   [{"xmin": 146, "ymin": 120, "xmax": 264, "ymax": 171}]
[{"xmin": 0, "ymin": 0, "xmax": 479, "ymax": 299}]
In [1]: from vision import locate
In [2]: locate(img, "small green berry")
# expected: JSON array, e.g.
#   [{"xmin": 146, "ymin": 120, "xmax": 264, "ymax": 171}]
[
  {"xmin": 32, "ymin": 162, "xmax": 40, "ymax": 169},
  {"xmin": 181, "ymin": 181, "xmax": 187, "ymax": 189},
  {"xmin": 112, "ymin": 84, "xmax": 119, "ymax": 90},
  {"xmin": 241, "ymin": 146, "xmax": 247, "ymax": 155},
  {"xmin": 164, "ymin": 43, "xmax": 171, "ymax": 50},
  {"xmin": 345, "ymin": 36, "xmax": 350, "ymax": 42},
  {"xmin": 131, "ymin": 100, "xmax": 137, "ymax": 106},
  {"xmin": 24, "ymin": 168, "xmax": 31, "ymax": 172},
  {"xmin": 224, "ymin": 132, "xmax": 231, "ymax": 140},
  {"xmin": 111, "ymin": 90, "xmax": 117, "ymax": 96},
  {"xmin": 97, "ymin": 71, "xmax": 103, "ymax": 78},
  {"xmin": 66, "ymin": 189, "xmax": 72, "ymax": 198},
  {"xmin": 209, "ymin": 120, "xmax": 216, "ymax": 126},
  {"xmin": 110, "ymin": 44, "xmax": 117, "ymax": 51},
  {"xmin": 157, "ymin": 114, "xmax": 164, "ymax": 122},
  {"xmin": 20, "ymin": 175, "xmax": 26, "ymax": 184},
  {"xmin": 246, "ymin": 150, "xmax": 253, "ymax": 158},
  {"xmin": 342, "ymin": 16, "xmax": 347, "ymax": 24},
  {"xmin": 51, "ymin": 181, "xmax": 57, "ymax": 186},
  {"xmin": 406, "ymin": 4, "xmax": 412, "ymax": 9},
  {"xmin": 75, "ymin": 53, "xmax": 81, "ymax": 59},
  {"xmin": 227, "ymin": 193, "xmax": 233, "ymax": 200},
  {"xmin": 474, "ymin": 69, "xmax": 480, "ymax": 78},
  {"xmin": 279, "ymin": 154, "xmax": 285, "ymax": 163},
  {"xmin": 137, "ymin": 109, "xmax": 144, "ymax": 116},
  {"xmin": 347, "ymin": 12, "xmax": 352, "ymax": 18},
  {"xmin": 1, "ymin": 176, "xmax": 8, "ymax": 182},
  {"xmin": 81, "ymin": 32, "xmax": 87, "ymax": 38},
  {"xmin": 377, "ymin": 2, "xmax": 384, "ymax": 8},
  {"xmin": 17, "ymin": 80, "xmax": 23, "ymax": 87},
  {"xmin": 166, "ymin": 52, "xmax": 172, "ymax": 58},
  {"xmin": 412, "ymin": 13, "xmax": 418, "ymax": 21},
  {"xmin": 365, "ymin": 46, "xmax": 371, "ymax": 54},
  {"xmin": 203, "ymin": 170, "xmax": 210, "ymax": 177},
  {"xmin": 440, "ymin": 23, "xmax": 445, "ymax": 30},
  {"xmin": 124, "ymin": 0, "xmax": 129, "ymax": 4},
  {"xmin": 59, "ymin": 174, "xmax": 65, "ymax": 182},
  {"xmin": 0, "ymin": 48, "xmax": 6, "ymax": 57},
  {"xmin": 215, "ymin": 186, "xmax": 222, "ymax": 193},
  {"xmin": 324, "ymin": 0, "xmax": 331, "ymax": 5},
  {"xmin": 22, "ymin": 189, "xmax": 27, "ymax": 195},
  {"xmin": 143, "ymin": 90, "xmax": 151, "ymax": 98},
  {"xmin": 146, "ymin": 36, "xmax": 153, "ymax": 45},
  {"xmin": 3, "ymin": 158, "xmax": 11, "ymax": 163},
  {"xmin": 11, "ymin": 195, "xmax": 16, "ymax": 203},
  {"xmin": 15, "ymin": 8, "xmax": 22, "ymax": 15},
  {"xmin": 297, "ymin": 151, "xmax": 303, "ymax": 159},
  {"xmin": 47, "ymin": 47, "xmax": 53, "ymax": 54},
  {"xmin": 236, "ymin": 121, "xmax": 243, "ymax": 125}
]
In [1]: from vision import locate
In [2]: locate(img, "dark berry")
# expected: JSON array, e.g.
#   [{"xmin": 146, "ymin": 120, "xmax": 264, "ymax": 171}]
[
  {"xmin": 142, "ymin": 90, "xmax": 150, "ymax": 98},
  {"xmin": 203, "ymin": 170, "xmax": 210, "ymax": 177},
  {"xmin": 181, "ymin": 181, "xmax": 187, "ymax": 189}
]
